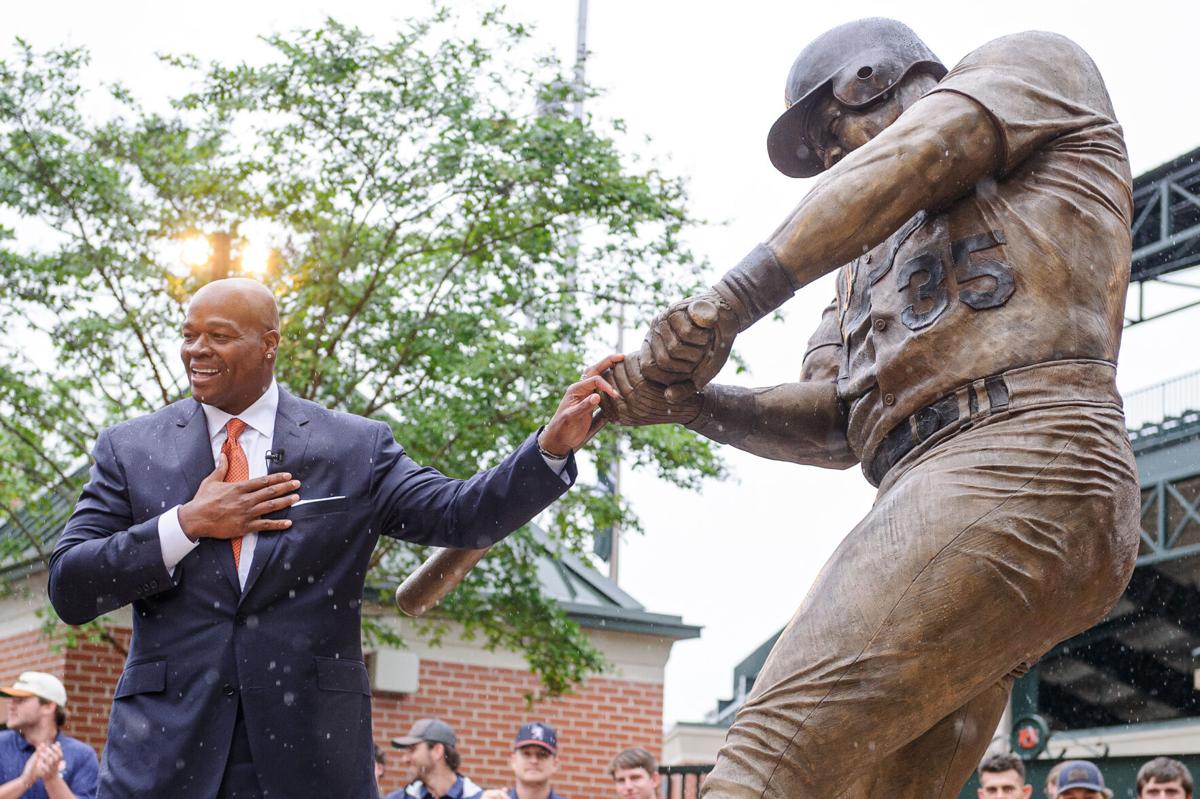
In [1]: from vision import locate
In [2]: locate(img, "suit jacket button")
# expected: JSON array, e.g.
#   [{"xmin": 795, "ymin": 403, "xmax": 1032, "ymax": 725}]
[
  {"xmin": 883, "ymin": 393, "xmax": 896, "ymax": 406},
  {"xmin": 222, "ymin": 683, "xmax": 236, "ymax": 696}
]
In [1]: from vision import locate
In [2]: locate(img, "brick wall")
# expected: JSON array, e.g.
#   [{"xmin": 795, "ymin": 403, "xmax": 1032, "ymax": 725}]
[
  {"xmin": 59, "ymin": 630, "xmax": 130, "ymax": 747},
  {"xmin": 0, "ymin": 627, "xmax": 127, "ymax": 752},
  {"xmin": 1, "ymin": 627, "xmax": 665, "ymax": 798},
  {"xmin": 0, "ymin": 628, "xmax": 63, "ymax": 684},
  {"xmin": 374, "ymin": 660, "xmax": 663, "ymax": 799}
]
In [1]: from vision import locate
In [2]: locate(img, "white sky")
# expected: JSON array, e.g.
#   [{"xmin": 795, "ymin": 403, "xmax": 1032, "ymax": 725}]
[{"xmin": 8, "ymin": 0, "xmax": 1200, "ymax": 733}]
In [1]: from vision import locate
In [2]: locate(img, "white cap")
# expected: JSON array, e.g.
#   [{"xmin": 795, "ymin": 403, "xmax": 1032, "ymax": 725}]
[{"xmin": 0, "ymin": 671, "xmax": 67, "ymax": 707}]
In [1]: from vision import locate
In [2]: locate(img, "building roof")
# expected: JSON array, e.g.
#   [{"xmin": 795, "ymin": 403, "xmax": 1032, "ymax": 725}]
[
  {"xmin": 706, "ymin": 626, "xmax": 782, "ymax": 726},
  {"xmin": 1130, "ymin": 143, "xmax": 1200, "ymax": 285},
  {"xmin": 528, "ymin": 526, "xmax": 700, "ymax": 640},
  {"xmin": 1133, "ymin": 144, "xmax": 1200, "ymax": 192},
  {"xmin": 0, "ymin": 465, "xmax": 81, "ymax": 581}
]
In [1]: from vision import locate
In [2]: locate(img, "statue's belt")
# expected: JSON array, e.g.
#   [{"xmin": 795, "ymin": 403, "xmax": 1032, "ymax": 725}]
[
  {"xmin": 868, "ymin": 375, "xmax": 1010, "ymax": 486},
  {"xmin": 865, "ymin": 359, "xmax": 1123, "ymax": 487}
]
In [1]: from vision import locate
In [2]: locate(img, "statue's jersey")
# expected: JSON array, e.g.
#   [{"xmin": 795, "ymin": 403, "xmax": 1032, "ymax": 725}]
[{"xmin": 803, "ymin": 32, "xmax": 1132, "ymax": 479}]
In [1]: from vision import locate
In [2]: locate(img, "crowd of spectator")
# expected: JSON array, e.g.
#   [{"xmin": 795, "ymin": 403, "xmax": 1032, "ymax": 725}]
[
  {"xmin": 369, "ymin": 727, "xmax": 1200, "ymax": 799},
  {"xmin": 373, "ymin": 718, "xmax": 663, "ymax": 799},
  {"xmin": 367, "ymin": 717, "xmax": 1197, "ymax": 799},
  {"xmin": 978, "ymin": 751, "xmax": 1195, "ymax": 799}
]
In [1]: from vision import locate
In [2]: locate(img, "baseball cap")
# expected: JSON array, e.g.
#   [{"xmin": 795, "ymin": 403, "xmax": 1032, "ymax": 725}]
[
  {"xmin": 1056, "ymin": 760, "xmax": 1106, "ymax": 793},
  {"xmin": 0, "ymin": 672, "xmax": 67, "ymax": 707},
  {"xmin": 392, "ymin": 718, "xmax": 457, "ymax": 749},
  {"xmin": 513, "ymin": 722, "xmax": 557, "ymax": 754}
]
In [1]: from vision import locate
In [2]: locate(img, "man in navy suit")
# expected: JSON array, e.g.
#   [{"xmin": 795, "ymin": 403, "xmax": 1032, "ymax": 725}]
[{"xmin": 48, "ymin": 278, "xmax": 622, "ymax": 798}]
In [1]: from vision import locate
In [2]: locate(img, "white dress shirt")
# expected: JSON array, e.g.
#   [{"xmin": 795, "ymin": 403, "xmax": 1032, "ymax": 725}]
[
  {"xmin": 158, "ymin": 380, "xmax": 279, "ymax": 589},
  {"xmin": 158, "ymin": 380, "xmax": 568, "ymax": 590}
]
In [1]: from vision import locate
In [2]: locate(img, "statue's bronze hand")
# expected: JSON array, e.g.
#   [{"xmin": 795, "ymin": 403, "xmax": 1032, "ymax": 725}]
[
  {"xmin": 601, "ymin": 353, "xmax": 702, "ymax": 426},
  {"xmin": 638, "ymin": 291, "xmax": 739, "ymax": 389}
]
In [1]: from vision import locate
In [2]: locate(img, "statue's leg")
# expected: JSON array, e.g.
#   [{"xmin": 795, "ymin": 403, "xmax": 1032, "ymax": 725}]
[
  {"xmin": 798, "ymin": 678, "xmax": 1012, "ymax": 799},
  {"xmin": 700, "ymin": 405, "xmax": 1138, "ymax": 799},
  {"xmin": 863, "ymin": 676, "xmax": 1013, "ymax": 798}
]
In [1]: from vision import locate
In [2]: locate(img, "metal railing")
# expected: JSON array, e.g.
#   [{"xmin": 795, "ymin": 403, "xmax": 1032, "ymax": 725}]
[
  {"xmin": 1123, "ymin": 368, "xmax": 1200, "ymax": 434},
  {"xmin": 659, "ymin": 765, "xmax": 712, "ymax": 799}
]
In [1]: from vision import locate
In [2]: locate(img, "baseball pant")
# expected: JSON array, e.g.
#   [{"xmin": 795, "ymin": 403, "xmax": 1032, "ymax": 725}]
[{"xmin": 702, "ymin": 361, "xmax": 1140, "ymax": 799}]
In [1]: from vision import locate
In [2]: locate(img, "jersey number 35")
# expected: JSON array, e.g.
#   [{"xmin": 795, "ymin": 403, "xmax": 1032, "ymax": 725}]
[{"xmin": 895, "ymin": 229, "xmax": 1015, "ymax": 331}]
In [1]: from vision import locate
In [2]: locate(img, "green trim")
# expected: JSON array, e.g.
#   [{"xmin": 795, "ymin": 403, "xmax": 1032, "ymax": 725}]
[{"xmin": 561, "ymin": 601, "xmax": 701, "ymax": 641}]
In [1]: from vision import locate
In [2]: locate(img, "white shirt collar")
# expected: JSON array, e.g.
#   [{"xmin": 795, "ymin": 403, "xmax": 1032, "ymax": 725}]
[{"xmin": 200, "ymin": 379, "xmax": 279, "ymax": 441}]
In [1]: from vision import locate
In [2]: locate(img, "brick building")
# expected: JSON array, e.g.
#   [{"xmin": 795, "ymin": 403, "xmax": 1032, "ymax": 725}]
[{"xmin": 0, "ymin": 512, "xmax": 699, "ymax": 798}]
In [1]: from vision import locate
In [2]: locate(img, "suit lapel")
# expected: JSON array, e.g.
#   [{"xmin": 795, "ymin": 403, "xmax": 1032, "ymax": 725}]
[
  {"xmin": 240, "ymin": 388, "xmax": 312, "ymax": 603},
  {"xmin": 174, "ymin": 399, "xmax": 215, "ymax": 494},
  {"xmin": 173, "ymin": 400, "xmax": 242, "ymax": 596}
]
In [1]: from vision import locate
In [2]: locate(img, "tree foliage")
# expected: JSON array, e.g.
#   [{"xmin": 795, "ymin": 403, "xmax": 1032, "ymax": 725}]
[{"xmin": 0, "ymin": 7, "xmax": 723, "ymax": 696}]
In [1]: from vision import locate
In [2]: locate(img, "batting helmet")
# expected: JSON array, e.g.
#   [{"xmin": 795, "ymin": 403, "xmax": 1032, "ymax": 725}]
[{"xmin": 766, "ymin": 18, "xmax": 946, "ymax": 178}]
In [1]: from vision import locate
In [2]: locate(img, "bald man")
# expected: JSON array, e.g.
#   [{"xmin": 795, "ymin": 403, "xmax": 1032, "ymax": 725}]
[{"xmin": 48, "ymin": 278, "xmax": 620, "ymax": 798}]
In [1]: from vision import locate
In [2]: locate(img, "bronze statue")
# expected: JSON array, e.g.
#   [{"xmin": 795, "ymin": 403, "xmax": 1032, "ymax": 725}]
[{"xmin": 606, "ymin": 18, "xmax": 1140, "ymax": 798}]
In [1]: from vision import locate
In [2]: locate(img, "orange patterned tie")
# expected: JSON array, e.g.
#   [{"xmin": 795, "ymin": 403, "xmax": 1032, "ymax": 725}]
[{"xmin": 222, "ymin": 418, "xmax": 249, "ymax": 569}]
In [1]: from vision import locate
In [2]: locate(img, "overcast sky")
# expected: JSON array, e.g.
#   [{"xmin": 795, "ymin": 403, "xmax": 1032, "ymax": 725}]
[{"xmin": 8, "ymin": 0, "xmax": 1200, "ymax": 733}]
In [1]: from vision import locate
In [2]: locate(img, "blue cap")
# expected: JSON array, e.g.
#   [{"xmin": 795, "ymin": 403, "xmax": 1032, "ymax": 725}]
[
  {"xmin": 514, "ymin": 722, "xmax": 557, "ymax": 754},
  {"xmin": 1056, "ymin": 760, "xmax": 1106, "ymax": 793}
]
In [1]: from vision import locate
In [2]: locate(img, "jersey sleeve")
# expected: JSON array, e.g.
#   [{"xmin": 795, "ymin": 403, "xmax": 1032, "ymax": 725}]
[
  {"xmin": 926, "ymin": 32, "xmax": 1122, "ymax": 175},
  {"xmin": 801, "ymin": 297, "xmax": 842, "ymax": 383}
]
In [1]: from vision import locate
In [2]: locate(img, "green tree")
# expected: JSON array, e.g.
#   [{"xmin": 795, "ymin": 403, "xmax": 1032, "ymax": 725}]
[{"xmin": 0, "ymin": 8, "xmax": 722, "ymax": 697}]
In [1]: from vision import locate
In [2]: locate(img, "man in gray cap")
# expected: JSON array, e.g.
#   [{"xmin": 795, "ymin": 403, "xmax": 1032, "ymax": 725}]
[
  {"xmin": 389, "ymin": 719, "xmax": 483, "ymax": 799},
  {"xmin": 384, "ymin": 736, "xmax": 421, "ymax": 799},
  {"xmin": 0, "ymin": 671, "xmax": 98, "ymax": 798}
]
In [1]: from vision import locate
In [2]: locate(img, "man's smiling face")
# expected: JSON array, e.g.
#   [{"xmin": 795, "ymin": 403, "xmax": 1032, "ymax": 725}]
[{"xmin": 180, "ymin": 279, "xmax": 279, "ymax": 414}]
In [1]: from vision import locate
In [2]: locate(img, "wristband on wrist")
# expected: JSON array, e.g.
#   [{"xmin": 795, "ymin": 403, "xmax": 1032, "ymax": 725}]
[
  {"xmin": 713, "ymin": 243, "xmax": 800, "ymax": 332},
  {"xmin": 686, "ymin": 383, "xmax": 749, "ymax": 440},
  {"xmin": 537, "ymin": 440, "xmax": 570, "ymax": 460}
]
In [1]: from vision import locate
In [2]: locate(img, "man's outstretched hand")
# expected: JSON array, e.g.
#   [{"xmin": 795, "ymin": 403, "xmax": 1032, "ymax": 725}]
[
  {"xmin": 602, "ymin": 352, "xmax": 703, "ymax": 427},
  {"xmin": 538, "ymin": 353, "xmax": 626, "ymax": 457},
  {"xmin": 637, "ymin": 291, "xmax": 739, "ymax": 389}
]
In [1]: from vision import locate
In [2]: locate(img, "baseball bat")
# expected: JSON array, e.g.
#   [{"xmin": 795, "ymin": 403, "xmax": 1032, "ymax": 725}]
[
  {"xmin": 394, "ymin": 299, "xmax": 717, "ymax": 617},
  {"xmin": 394, "ymin": 545, "xmax": 490, "ymax": 617},
  {"xmin": 395, "ymin": 410, "xmax": 610, "ymax": 617}
]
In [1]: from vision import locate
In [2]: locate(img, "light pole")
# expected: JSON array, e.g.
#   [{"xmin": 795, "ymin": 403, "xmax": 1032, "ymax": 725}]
[
  {"xmin": 209, "ymin": 231, "xmax": 232, "ymax": 281},
  {"xmin": 569, "ymin": 0, "xmax": 622, "ymax": 585},
  {"xmin": 177, "ymin": 230, "xmax": 275, "ymax": 284}
]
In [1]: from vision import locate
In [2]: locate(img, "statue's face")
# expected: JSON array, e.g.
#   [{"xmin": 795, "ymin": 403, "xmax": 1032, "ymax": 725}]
[
  {"xmin": 802, "ymin": 70, "xmax": 938, "ymax": 171},
  {"xmin": 803, "ymin": 87, "xmax": 906, "ymax": 170}
]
